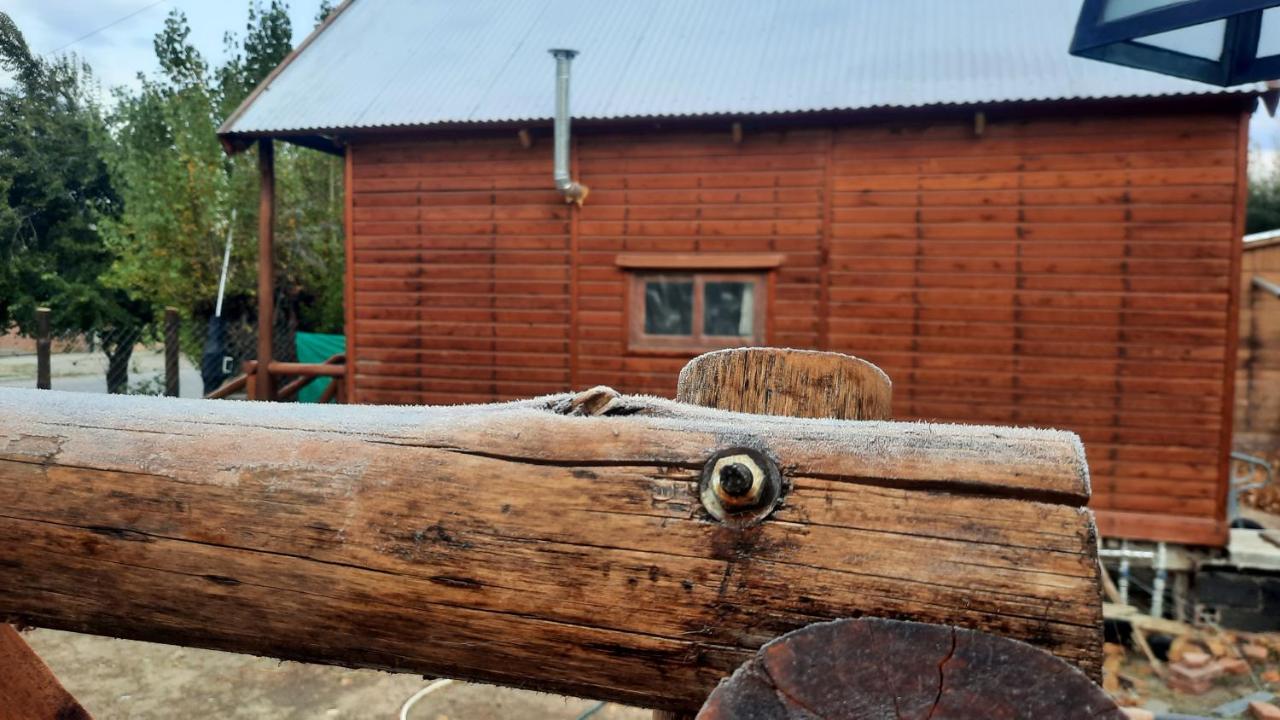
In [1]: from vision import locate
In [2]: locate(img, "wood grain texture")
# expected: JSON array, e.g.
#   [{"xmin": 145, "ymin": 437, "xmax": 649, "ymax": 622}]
[
  {"xmin": 0, "ymin": 387, "xmax": 1101, "ymax": 712},
  {"xmin": 697, "ymin": 618, "xmax": 1121, "ymax": 720},
  {"xmin": 346, "ymin": 105, "xmax": 1246, "ymax": 545},
  {"xmin": 1236, "ymin": 232, "xmax": 1280, "ymax": 456},
  {"xmin": 668, "ymin": 348, "xmax": 888, "ymax": 718},
  {"xmin": 0, "ymin": 625, "xmax": 91, "ymax": 720},
  {"xmin": 677, "ymin": 348, "xmax": 891, "ymax": 420}
]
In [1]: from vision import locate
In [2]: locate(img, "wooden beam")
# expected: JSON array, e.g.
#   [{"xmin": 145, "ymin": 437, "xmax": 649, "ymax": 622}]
[
  {"xmin": 266, "ymin": 361, "xmax": 346, "ymax": 377},
  {"xmin": 615, "ymin": 253, "xmax": 785, "ymax": 270},
  {"xmin": 0, "ymin": 625, "xmax": 91, "ymax": 720},
  {"xmin": 0, "ymin": 386, "xmax": 1102, "ymax": 712},
  {"xmin": 256, "ymin": 138, "xmax": 276, "ymax": 401}
]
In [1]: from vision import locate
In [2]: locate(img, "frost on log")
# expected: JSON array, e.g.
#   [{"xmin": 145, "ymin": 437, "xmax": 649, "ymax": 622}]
[{"xmin": 0, "ymin": 387, "xmax": 1102, "ymax": 713}]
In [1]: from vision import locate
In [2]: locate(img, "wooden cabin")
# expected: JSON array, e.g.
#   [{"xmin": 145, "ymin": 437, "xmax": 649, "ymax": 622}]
[
  {"xmin": 218, "ymin": 0, "xmax": 1270, "ymax": 547},
  {"xmin": 1237, "ymin": 230, "xmax": 1280, "ymax": 456}
]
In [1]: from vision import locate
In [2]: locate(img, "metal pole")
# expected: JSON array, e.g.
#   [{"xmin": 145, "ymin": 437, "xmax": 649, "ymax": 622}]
[
  {"xmin": 1151, "ymin": 541, "xmax": 1168, "ymax": 619},
  {"xmin": 35, "ymin": 307, "xmax": 50, "ymax": 390},
  {"xmin": 216, "ymin": 209, "xmax": 236, "ymax": 318},
  {"xmin": 164, "ymin": 307, "xmax": 179, "ymax": 398},
  {"xmin": 1118, "ymin": 540, "xmax": 1131, "ymax": 606}
]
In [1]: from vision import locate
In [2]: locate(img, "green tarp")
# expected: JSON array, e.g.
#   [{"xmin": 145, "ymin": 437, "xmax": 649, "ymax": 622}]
[{"xmin": 294, "ymin": 331, "xmax": 345, "ymax": 403}]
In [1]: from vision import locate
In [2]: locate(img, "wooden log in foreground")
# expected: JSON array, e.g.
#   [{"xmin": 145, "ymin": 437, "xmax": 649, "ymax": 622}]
[{"xmin": 0, "ymin": 386, "xmax": 1101, "ymax": 712}]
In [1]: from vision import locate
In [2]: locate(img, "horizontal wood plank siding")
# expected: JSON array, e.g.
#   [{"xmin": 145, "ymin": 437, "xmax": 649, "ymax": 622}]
[
  {"xmin": 575, "ymin": 129, "xmax": 828, "ymax": 394},
  {"xmin": 825, "ymin": 110, "xmax": 1244, "ymax": 545},
  {"xmin": 350, "ymin": 138, "xmax": 573, "ymax": 404},
  {"xmin": 1237, "ymin": 241, "xmax": 1280, "ymax": 455},
  {"xmin": 347, "ymin": 106, "xmax": 1245, "ymax": 545}
]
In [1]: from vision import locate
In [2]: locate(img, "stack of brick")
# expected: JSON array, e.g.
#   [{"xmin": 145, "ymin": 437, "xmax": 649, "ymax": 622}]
[
  {"xmin": 1166, "ymin": 651, "xmax": 1222, "ymax": 695},
  {"xmin": 1249, "ymin": 700, "xmax": 1280, "ymax": 720}
]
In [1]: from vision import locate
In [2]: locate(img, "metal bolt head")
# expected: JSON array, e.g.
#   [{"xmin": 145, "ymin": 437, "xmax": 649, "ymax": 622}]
[
  {"xmin": 718, "ymin": 463, "xmax": 755, "ymax": 499},
  {"xmin": 699, "ymin": 448, "xmax": 782, "ymax": 526}
]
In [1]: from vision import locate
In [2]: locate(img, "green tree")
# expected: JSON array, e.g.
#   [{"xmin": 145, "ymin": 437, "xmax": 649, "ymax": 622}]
[
  {"xmin": 1248, "ymin": 173, "xmax": 1280, "ymax": 235},
  {"xmin": 0, "ymin": 12, "xmax": 150, "ymax": 392},
  {"xmin": 105, "ymin": 1, "xmax": 345, "ymax": 364}
]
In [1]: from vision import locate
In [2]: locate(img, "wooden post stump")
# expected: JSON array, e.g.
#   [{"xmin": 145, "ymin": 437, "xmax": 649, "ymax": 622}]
[
  {"xmin": 677, "ymin": 347, "xmax": 891, "ymax": 420},
  {"xmin": 35, "ymin": 307, "xmax": 50, "ymax": 390}
]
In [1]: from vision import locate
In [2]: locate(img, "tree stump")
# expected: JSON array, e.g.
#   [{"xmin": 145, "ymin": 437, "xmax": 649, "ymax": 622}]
[{"xmin": 697, "ymin": 618, "xmax": 1123, "ymax": 720}]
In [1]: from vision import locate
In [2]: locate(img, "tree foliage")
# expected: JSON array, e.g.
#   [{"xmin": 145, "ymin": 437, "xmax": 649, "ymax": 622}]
[
  {"xmin": 104, "ymin": 2, "xmax": 345, "ymax": 335},
  {"xmin": 1248, "ymin": 171, "xmax": 1280, "ymax": 235},
  {"xmin": 0, "ymin": 11, "xmax": 150, "ymax": 391}
]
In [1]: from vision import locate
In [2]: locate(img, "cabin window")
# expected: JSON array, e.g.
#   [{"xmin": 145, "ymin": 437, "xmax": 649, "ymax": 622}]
[{"xmin": 628, "ymin": 272, "xmax": 766, "ymax": 351}]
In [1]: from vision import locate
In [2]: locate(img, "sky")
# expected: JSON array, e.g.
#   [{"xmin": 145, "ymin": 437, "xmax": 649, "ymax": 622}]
[
  {"xmin": 3, "ymin": 0, "xmax": 328, "ymax": 94},
  {"xmin": 6, "ymin": 0, "xmax": 1280, "ymax": 176}
]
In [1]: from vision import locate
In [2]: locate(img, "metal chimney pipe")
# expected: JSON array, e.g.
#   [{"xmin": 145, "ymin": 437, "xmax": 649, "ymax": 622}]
[{"xmin": 549, "ymin": 48, "xmax": 588, "ymax": 205}]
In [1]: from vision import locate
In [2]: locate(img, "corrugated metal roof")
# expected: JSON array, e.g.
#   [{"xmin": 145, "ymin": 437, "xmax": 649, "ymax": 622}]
[{"xmin": 220, "ymin": 0, "xmax": 1261, "ymax": 136}]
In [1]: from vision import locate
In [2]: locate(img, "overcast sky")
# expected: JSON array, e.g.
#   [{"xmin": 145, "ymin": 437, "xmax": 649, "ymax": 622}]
[
  {"xmin": 6, "ymin": 0, "xmax": 1280, "ymax": 173},
  {"xmin": 3, "ymin": 0, "xmax": 328, "ymax": 94}
]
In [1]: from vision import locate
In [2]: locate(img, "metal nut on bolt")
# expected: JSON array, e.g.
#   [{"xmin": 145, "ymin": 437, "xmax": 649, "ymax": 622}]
[{"xmin": 699, "ymin": 448, "xmax": 782, "ymax": 526}]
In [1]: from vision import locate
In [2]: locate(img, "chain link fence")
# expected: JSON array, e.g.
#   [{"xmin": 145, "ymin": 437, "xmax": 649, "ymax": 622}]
[
  {"xmin": 192, "ymin": 309, "xmax": 299, "ymax": 397},
  {"xmin": 0, "ymin": 318, "xmax": 172, "ymax": 396},
  {"xmin": 0, "ymin": 305, "xmax": 306, "ymax": 399}
]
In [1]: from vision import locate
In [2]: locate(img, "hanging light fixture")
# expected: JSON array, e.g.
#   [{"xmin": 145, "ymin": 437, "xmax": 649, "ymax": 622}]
[{"xmin": 1070, "ymin": 0, "xmax": 1280, "ymax": 85}]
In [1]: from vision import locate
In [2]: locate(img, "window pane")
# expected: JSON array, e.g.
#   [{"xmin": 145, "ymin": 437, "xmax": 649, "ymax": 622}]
[
  {"xmin": 1100, "ymin": 0, "xmax": 1186, "ymax": 22},
  {"xmin": 644, "ymin": 280, "xmax": 693, "ymax": 335},
  {"xmin": 704, "ymin": 281, "xmax": 755, "ymax": 337},
  {"xmin": 1133, "ymin": 19, "xmax": 1225, "ymax": 60},
  {"xmin": 1259, "ymin": 8, "xmax": 1280, "ymax": 58}
]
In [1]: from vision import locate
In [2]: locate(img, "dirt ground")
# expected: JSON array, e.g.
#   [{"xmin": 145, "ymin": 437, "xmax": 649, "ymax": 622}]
[{"xmin": 24, "ymin": 629, "xmax": 650, "ymax": 720}]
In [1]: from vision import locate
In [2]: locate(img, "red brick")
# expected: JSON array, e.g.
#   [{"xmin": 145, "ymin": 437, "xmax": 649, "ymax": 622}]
[
  {"xmin": 1245, "ymin": 644, "xmax": 1271, "ymax": 662},
  {"xmin": 1167, "ymin": 661, "xmax": 1223, "ymax": 695},
  {"xmin": 1248, "ymin": 700, "xmax": 1280, "ymax": 720},
  {"xmin": 1216, "ymin": 657, "xmax": 1250, "ymax": 675},
  {"xmin": 1181, "ymin": 651, "xmax": 1211, "ymax": 668}
]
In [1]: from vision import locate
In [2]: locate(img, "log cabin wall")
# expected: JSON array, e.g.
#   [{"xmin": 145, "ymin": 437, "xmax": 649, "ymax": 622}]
[
  {"xmin": 1237, "ymin": 239, "xmax": 1280, "ymax": 455},
  {"xmin": 348, "ymin": 103, "xmax": 1249, "ymax": 546}
]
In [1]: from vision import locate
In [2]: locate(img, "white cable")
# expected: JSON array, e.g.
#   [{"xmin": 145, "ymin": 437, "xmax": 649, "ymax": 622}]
[{"xmin": 399, "ymin": 678, "xmax": 454, "ymax": 720}]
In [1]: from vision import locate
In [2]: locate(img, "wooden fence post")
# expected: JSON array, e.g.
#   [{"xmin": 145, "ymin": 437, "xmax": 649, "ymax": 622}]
[
  {"xmin": 35, "ymin": 307, "xmax": 50, "ymax": 391},
  {"xmin": 164, "ymin": 307, "xmax": 179, "ymax": 398},
  {"xmin": 655, "ymin": 348, "xmax": 893, "ymax": 718}
]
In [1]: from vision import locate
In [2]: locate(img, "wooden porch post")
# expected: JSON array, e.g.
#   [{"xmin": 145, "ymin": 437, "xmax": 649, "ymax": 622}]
[{"xmin": 256, "ymin": 138, "xmax": 276, "ymax": 401}]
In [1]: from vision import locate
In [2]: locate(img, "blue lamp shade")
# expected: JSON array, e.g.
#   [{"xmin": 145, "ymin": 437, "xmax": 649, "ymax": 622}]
[{"xmin": 1071, "ymin": 0, "xmax": 1280, "ymax": 85}]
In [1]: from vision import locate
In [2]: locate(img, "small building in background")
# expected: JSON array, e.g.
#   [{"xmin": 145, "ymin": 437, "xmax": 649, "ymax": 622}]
[
  {"xmin": 219, "ymin": 0, "xmax": 1270, "ymax": 548},
  {"xmin": 1237, "ymin": 230, "xmax": 1280, "ymax": 457}
]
